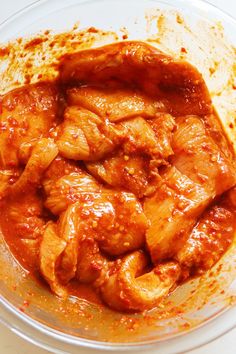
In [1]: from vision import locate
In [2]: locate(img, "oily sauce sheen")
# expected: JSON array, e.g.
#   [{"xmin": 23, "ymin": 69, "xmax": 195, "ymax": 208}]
[{"xmin": 0, "ymin": 41, "xmax": 235, "ymax": 313}]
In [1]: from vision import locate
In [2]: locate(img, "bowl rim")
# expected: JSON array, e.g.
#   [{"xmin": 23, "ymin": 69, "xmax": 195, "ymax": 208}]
[{"xmin": 0, "ymin": 0, "xmax": 236, "ymax": 353}]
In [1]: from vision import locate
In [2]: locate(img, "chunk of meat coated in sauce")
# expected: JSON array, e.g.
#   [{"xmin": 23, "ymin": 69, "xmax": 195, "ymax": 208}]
[
  {"xmin": 44, "ymin": 171, "xmax": 101, "ymax": 215},
  {"xmin": 57, "ymin": 106, "xmax": 123, "ymax": 161},
  {"xmin": 40, "ymin": 222, "xmax": 67, "ymax": 297},
  {"xmin": 42, "ymin": 156, "xmax": 82, "ymax": 192},
  {"xmin": 100, "ymin": 251, "xmax": 181, "ymax": 312},
  {"xmin": 86, "ymin": 153, "xmax": 160, "ymax": 198},
  {"xmin": 0, "ymin": 82, "xmax": 60, "ymax": 169},
  {"xmin": 67, "ymin": 86, "xmax": 166, "ymax": 122},
  {"xmin": 86, "ymin": 114, "xmax": 175, "ymax": 197},
  {"xmin": 120, "ymin": 115, "xmax": 175, "ymax": 160},
  {"xmin": 42, "ymin": 190, "xmax": 147, "ymax": 290},
  {"xmin": 2, "ymin": 192, "xmax": 45, "ymax": 269},
  {"xmin": 144, "ymin": 166, "xmax": 211, "ymax": 263},
  {"xmin": 76, "ymin": 237, "xmax": 108, "ymax": 284},
  {"xmin": 177, "ymin": 193, "xmax": 236, "ymax": 273},
  {"xmin": 9, "ymin": 138, "xmax": 58, "ymax": 196},
  {"xmin": 172, "ymin": 116, "xmax": 236, "ymax": 196},
  {"xmin": 91, "ymin": 192, "xmax": 148, "ymax": 256},
  {"xmin": 42, "ymin": 158, "xmax": 147, "ymax": 286},
  {"xmin": 60, "ymin": 41, "xmax": 212, "ymax": 116}
]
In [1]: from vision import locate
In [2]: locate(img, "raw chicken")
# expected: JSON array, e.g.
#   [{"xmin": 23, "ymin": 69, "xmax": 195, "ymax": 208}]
[
  {"xmin": 172, "ymin": 116, "xmax": 236, "ymax": 196},
  {"xmin": 9, "ymin": 138, "xmax": 58, "ymax": 196},
  {"xmin": 40, "ymin": 222, "xmax": 67, "ymax": 297},
  {"xmin": 0, "ymin": 82, "xmax": 60, "ymax": 169},
  {"xmin": 44, "ymin": 171, "xmax": 101, "ymax": 215},
  {"xmin": 100, "ymin": 251, "xmax": 181, "ymax": 312},
  {"xmin": 57, "ymin": 106, "xmax": 123, "ymax": 161},
  {"xmin": 86, "ymin": 153, "xmax": 160, "ymax": 198},
  {"xmin": 144, "ymin": 166, "xmax": 211, "ymax": 263},
  {"xmin": 60, "ymin": 41, "xmax": 212, "ymax": 116},
  {"xmin": 177, "ymin": 194, "xmax": 235, "ymax": 273},
  {"xmin": 67, "ymin": 86, "xmax": 166, "ymax": 122}
]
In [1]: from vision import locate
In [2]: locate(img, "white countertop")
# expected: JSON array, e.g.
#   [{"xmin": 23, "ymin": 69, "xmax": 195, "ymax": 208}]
[{"xmin": 0, "ymin": 0, "xmax": 236, "ymax": 353}]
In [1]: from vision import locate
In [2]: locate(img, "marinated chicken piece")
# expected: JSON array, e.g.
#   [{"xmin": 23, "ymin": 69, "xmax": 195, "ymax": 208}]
[
  {"xmin": 18, "ymin": 139, "xmax": 38, "ymax": 165},
  {"xmin": 57, "ymin": 106, "xmax": 123, "ymax": 161},
  {"xmin": 42, "ymin": 156, "xmax": 82, "ymax": 194},
  {"xmin": 203, "ymin": 112, "xmax": 235, "ymax": 161},
  {"xmin": 76, "ymin": 237, "xmax": 108, "ymax": 283},
  {"xmin": 2, "ymin": 192, "xmax": 45, "ymax": 269},
  {"xmin": 0, "ymin": 82, "xmax": 60, "ymax": 168},
  {"xmin": 44, "ymin": 171, "xmax": 101, "ymax": 215},
  {"xmin": 54, "ymin": 190, "xmax": 147, "ymax": 285},
  {"xmin": 40, "ymin": 222, "xmax": 67, "ymax": 297},
  {"xmin": 57, "ymin": 202, "xmax": 83, "ymax": 283},
  {"xmin": 86, "ymin": 115, "xmax": 175, "ymax": 197},
  {"xmin": 5, "ymin": 193, "xmax": 45, "ymax": 240},
  {"xmin": 120, "ymin": 117, "xmax": 158, "ymax": 155},
  {"xmin": 149, "ymin": 113, "xmax": 175, "ymax": 160},
  {"xmin": 93, "ymin": 192, "xmax": 148, "ymax": 256},
  {"xmin": 67, "ymin": 86, "xmax": 166, "ymax": 122},
  {"xmin": 172, "ymin": 116, "xmax": 236, "ymax": 196},
  {"xmin": 60, "ymin": 41, "xmax": 212, "ymax": 116},
  {"xmin": 120, "ymin": 116, "xmax": 174, "ymax": 161},
  {"xmin": 56, "ymin": 199, "xmax": 111, "ymax": 284},
  {"xmin": 100, "ymin": 251, "xmax": 181, "ymax": 312},
  {"xmin": 0, "ymin": 169, "xmax": 20, "ymax": 199},
  {"xmin": 41, "ymin": 201, "xmax": 104, "ymax": 287},
  {"xmin": 177, "ymin": 199, "xmax": 235, "ymax": 273},
  {"xmin": 87, "ymin": 153, "xmax": 161, "ymax": 198},
  {"xmin": 144, "ymin": 166, "xmax": 211, "ymax": 263},
  {"xmin": 9, "ymin": 138, "xmax": 58, "ymax": 195}
]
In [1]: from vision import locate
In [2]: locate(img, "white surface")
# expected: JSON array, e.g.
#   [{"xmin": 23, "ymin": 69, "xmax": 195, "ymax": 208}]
[{"xmin": 0, "ymin": 0, "xmax": 236, "ymax": 353}]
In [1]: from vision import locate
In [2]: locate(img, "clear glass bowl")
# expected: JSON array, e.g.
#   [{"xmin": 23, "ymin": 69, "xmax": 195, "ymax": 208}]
[{"xmin": 0, "ymin": 1, "xmax": 236, "ymax": 353}]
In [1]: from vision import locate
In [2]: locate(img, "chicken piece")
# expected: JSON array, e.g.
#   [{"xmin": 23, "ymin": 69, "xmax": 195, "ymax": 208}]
[
  {"xmin": 55, "ymin": 188, "xmax": 147, "ymax": 283},
  {"xmin": 93, "ymin": 192, "xmax": 148, "ymax": 256},
  {"xmin": 86, "ymin": 153, "xmax": 161, "ymax": 198},
  {"xmin": 86, "ymin": 115, "xmax": 175, "ymax": 197},
  {"xmin": 40, "ymin": 222, "xmax": 67, "ymax": 297},
  {"xmin": 76, "ymin": 237, "xmax": 108, "ymax": 284},
  {"xmin": 177, "ymin": 200, "xmax": 235, "ymax": 273},
  {"xmin": 172, "ymin": 116, "xmax": 236, "ymax": 196},
  {"xmin": 0, "ymin": 82, "xmax": 60, "ymax": 169},
  {"xmin": 67, "ymin": 86, "xmax": 166, "ymax": 122},
  {"xmin": 42, "ymin": 156, "xmax": 82, "ymax": 194},
  {"xmin": 57, "ymin": 106, "xmax": 123, "ymax": 161},
  {"xmin": 9, "ymin": 138, "xmax": 58, "ymax": 196},
  {"xmin": 0, "ymin": 169, "xmax": 20, "ymax": 199},
  {"xmin": 18, "ymin": 139, "xmax": 38, "ymax": 165},
  {"xmin": 100, "ymin": 251, "xmax": 181, "ymax": 312},
  {"xmin": 119, "ymin": 117, "xmax": 170, "ymax": 159},
  {"xmin": 41, "ymin": 200, "xmax": 106, "ymax": 287},
  {"xmin": 56, "ymin": 198, "xmax": 112, "ymax": 284},
  {"xmin": 61, "ymin": 190, "xmax": 147, "ymax": 257},
  {"xmin": 60, "ymin": 41, "xmax": 212, "ymax": 116},
  {"xmin": 21, "ymin": 238, "xmax": 41, "ymax": 266},
  {"xmin": 203, "ymin": 112, "xmax": 236, "ymax": 161},
  {"xmin": 144, "ymin": 166, "xmax": 211, "ymax": 263},
  {"xmin": 149, "ymin": 113, "xmax": 175, "ymax": 160},
  {"xmin": 3, "ymin": 192, "xmax": 46, "ymax": 269},
  {"xmin": 57, "ymin": 203, "xmax": 82, "ymax": 283},
  {"xmin": 44, "ymin": 171, "xmax": 101, "ymax": 215},
  {"xmin": 6, "ymin": 193, "xmax": 45, "ymax": 239}
]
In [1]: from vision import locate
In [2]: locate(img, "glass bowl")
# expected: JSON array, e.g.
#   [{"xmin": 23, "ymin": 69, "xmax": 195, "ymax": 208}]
[{"xmin": 0, "ymin": 0, "xmax": 236, "ymax": 353}]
